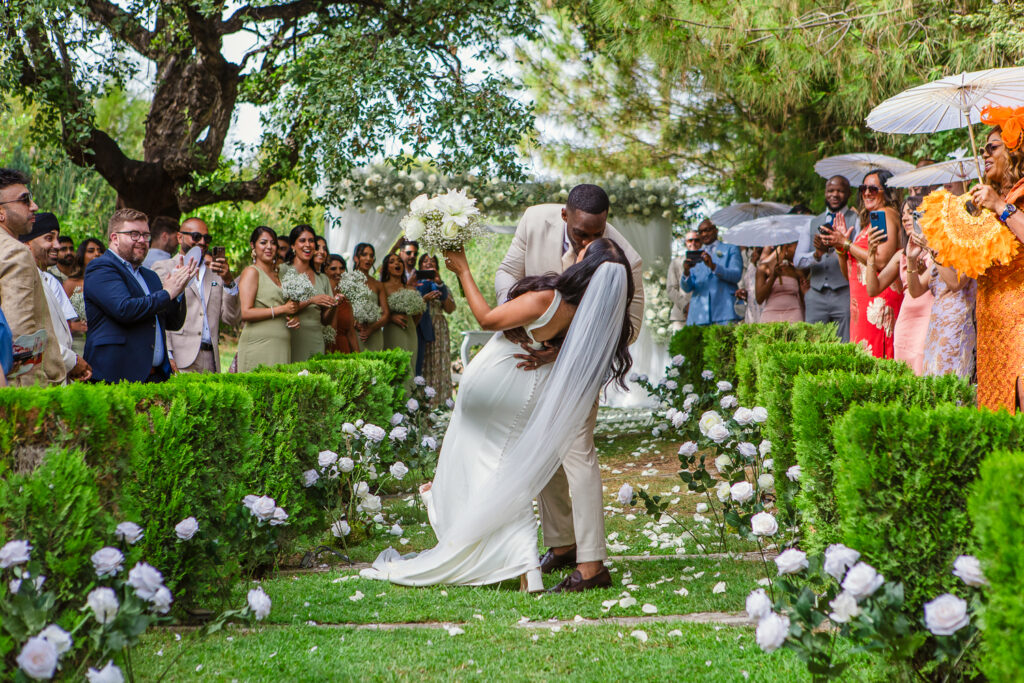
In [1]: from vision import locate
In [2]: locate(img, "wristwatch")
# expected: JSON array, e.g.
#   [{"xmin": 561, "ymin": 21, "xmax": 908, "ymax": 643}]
[{"xmin": 1000, "ymin": 203, "xmax": 1019, "ymax": 223}]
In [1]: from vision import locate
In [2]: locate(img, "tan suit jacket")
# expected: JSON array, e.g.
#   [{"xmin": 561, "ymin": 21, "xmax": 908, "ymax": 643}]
[
  {"xmin": 495, "ymin": 204, "xmax": 645, "ymax": 342},
  {"xmin": 152, "ymin": 259, "xmax": 240, "ymax": 371},
  {"xmin": 666, "ymin": 257, "xmax": 690, "ymax": 323},
  {"xmin": 0, "ymin": 231, "xmax": 65, "ymax": 385}
]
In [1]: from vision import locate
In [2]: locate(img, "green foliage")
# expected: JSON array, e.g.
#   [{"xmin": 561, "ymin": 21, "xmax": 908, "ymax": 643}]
[
  {"xmin": 969, "ymin": 450, "xmax": 1024, "ymax": 682},
  {"xmin": 271, "ymin": 356, "xmax": 405, "ymax": 422},
  {"xmin": 791, "ymin": 371, "xmax": 974, "ymax": 553},
  {"xmin": 732, "ymin": 322, "xmax": 839, "ymax": 404},
  {"xmin": 702, "ymin": 325, "xmax": 739, "ymax": 384},
  {"xmin": 668, "ymin": 326, "xmax": 706, "ymax": 388},
  {"xmin": 834, "ymin": 404, "xmax": 1024, "ymax": 613}
]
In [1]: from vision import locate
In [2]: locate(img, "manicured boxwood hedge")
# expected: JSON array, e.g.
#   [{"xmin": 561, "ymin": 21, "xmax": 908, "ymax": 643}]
[
  {"xmin": 969, "ymin": 450, "xmax": 1024, "ymax": 683},
  {"xmin": 732, "ymin": 322, "xmax": 838, "ymax": 404},
  {"xmin": 791, "ymin": 371, "xmax": 974, "ymax": 552},
  {"xmin": 702, "ymin": 325, "xmax": 738, "ymax": 384},
  {"xmin": 668, "ymin": 326, "xmax": 706, "ymax": 387},
  {"xmin": 834, "ymin": 404, "xmax": 1024, "ymax": 612}
]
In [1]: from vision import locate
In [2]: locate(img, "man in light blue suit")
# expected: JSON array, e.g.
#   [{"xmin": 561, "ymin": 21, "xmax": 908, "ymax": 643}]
[{"xmin": 680, "ymin": 219, "xmax": 743, "ymax": 326}]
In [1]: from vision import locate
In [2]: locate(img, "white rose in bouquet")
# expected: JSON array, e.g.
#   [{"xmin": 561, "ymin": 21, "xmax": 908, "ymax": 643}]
[
  {"xmin": 174, "ymin": 517, "xmax": 199, "ymax": 541},
  {"xmin": 775, "ymin": 548, "xmax": 809, "ymax": 575},
  {"xmin": 39, "ymin": 624, "xmax": 72, "ymax": 655},
  {"xmin": 617, "ymin": 483, "xmax": 633, "ymax": 506},
  {"xmin": 823, "ymin": 544, "xmax": 861, "ymax": 581},
  {"xmin": 763, "ymin": 458, "xmax": 774, "ymax": 471},
  {"xmin": 86, "ymin": 587, "xmax": 119, "ymax": 624},
  {"xmin": 666, "ymin": 380, "xmax": 678, "ymax": 391},
  {"xmin": 115, "ymin": 522, "xmax": 144, "ymax": 545},
  {"xmin": 755, "ymin": 612, "xmax": 790, "ymax": 652},
  {"xmin": 923, "ymin": 594, "xmax": 970, "ymax": 636},
  {"xmin": 331, "ymin": 520, "xmax": 351, "ymax": 537},
  {"xmin": 671, "ymin": 412, "xmax": 687, "ymax": 428},
  {"xmin": 390, "ymin": 413, "xmax": 404, "ymax": 426},
  {"xmin": 829, "ymin": 591, "xmax": 861, "ymax": 624},
  {"xmin": 127, "ymin": 562, "xmax": 164, "ymax": 601},
  {"xmin": 247, "ymin": 587, "xmax": 272, "ymax": 621},
  {"xmin": 701, "ymin": 370, "xmax": 714, "ymax": 380},
  {"xmin": 716, "ymin": 380, "xmax": 733, "ymax": 392},
  {"xmin": 355, "ymin": 481, "xmax": 370, "ymax": 497},
  {"xmin": 86, "ymin": 661, "xmax": 124, "ymax": 683},
  {"xmin": 16, "ymin": 636, "xmax": 58, "ymax": 681},
  {"xmin": 425, "ymin": 386, "xmax": 437, "ymax": 398},
  {"xmin": 390, "ymin": 462, "xmax": 409, "ymax": 480},
  {"xmin": 841, "ymin": 562, "xmax": 884, "ymax": 599},
  {"xmin": 952, "ymin": 555, "xmax": 987, "ymax": 587},
  {"xmin": 407, "ymin": 398, "xmax": 420, "ymax": 412},
  {"xmin": 318, "ymin": 450, "xmax": 339, "ymax": 467},
  {"xmin": 0, "ymin": 539, "xmax": 31, "ymax": 568},
  {"xmin": 90, "ymin": 547, "xmax": 124, "ymax": 578},
  {"xmin": 342, "ymin": 422, "xmax": 357, "ymax": 434},
  {"xmin": 745, "ymin": 588, "xmax": 772, "ymax": 620},
  {"xmin": 730, "ymin": 481, "xmax": 754, "ymax": 503},
  {"xmin": 750, "ymin": 512, "xmax": 778, "ymax": 536}
]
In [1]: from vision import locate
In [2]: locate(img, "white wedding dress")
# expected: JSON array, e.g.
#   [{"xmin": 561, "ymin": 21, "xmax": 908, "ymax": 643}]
[{"xmin": 360, "ymin": 263, "xmax": 627, "ymax": 589}]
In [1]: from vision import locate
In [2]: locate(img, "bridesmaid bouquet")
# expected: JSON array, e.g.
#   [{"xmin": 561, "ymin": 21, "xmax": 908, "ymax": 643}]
[
  {"xmin": 387, "ymin": 288, "xmax": 426, "ymax": 316},
  {"xmin": 400, "ymin": 188, "xmax": 484, "ymax": 252},
  {"xmin": 322, "ymin": 325, "xmax": 337, "ymax": 346},
  {"xmin": 280, "ymin": 269, "xmax": 315, "ymax": 302},
  {"xmin": 337, "ymin": 271, "xmax": 382, "ymax": 324},
  {"xmin": 69, "ymin": 289, "xmax": 87, "ymax": 322}
]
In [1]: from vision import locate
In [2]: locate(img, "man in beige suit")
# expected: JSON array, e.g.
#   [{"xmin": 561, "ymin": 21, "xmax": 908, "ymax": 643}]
[
  {"xmin": 0, "ymin": 169, "xmax": 65, "ymax": 386},
  {"xmin": 495, "ymin": 184, "xmax": 644, "ymax": 592},
  {"xmin": 152, "ymin": 217, "xmax": 240, "ymax": 373}
]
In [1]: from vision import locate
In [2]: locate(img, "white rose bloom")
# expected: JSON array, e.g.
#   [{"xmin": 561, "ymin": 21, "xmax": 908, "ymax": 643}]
[
  {"xmin": 823, "ymin": 544, "xmax": 861, "ymax": 581},
  {"xmin": 360, "ymin": 494, "xmax": 383, "ymax": 513},
  {"xmin": 751, "ymin": 407, "xmax": 769, "ymax": 423},
  {"xmin": 373, "ymin": 513, "xmax": 385, "ymax": 524},
  {"xmin": 665, "ymin": 380, "xmax": 678, "ymax": 391},
  {"xmin": 678, "ymin": 441, "xmax": 698, "ymax": 456},
  {"xmin": 338, "ymin": 457, "xmax": 355, "ymax": 473},
  {"xmin": 706, "ymin": 423, "xmax": 731, "ymax": 443},
  {"xmin": 667, "ymin": 368, "xmax": 680, "ymax": 379},
  {"xmin": 302, "ymin": 469, "xmax": 319, "ymax": 487},
  {"xmin": 39, "ymin": 624, "xmax": 72, "ymax": 655},
  {"xmin": 716, "ymin": 380, "xmax": 733, "ymax": 392},
  {"xmin": 755, "ymin": 612, "xmax": 790, "ymax": 652},
  {"xmin": 0, "ymin": 540, "xmax": 31, "ymax": 568},
  {"xmin": 390, "ymin": 462, "xmax": 409, "ymax": 480},
  {"xmin": 720, "ymin": 395, "xmax": 738, "ymax": 409},
  {"xmin": 424, "ymin": 386, "xmax": 437, "ymax": 398},
  {"xmin": 775, "ymin": 548, "xmax": 809, "ymax": 575},
  {"xmin": 828, "ymin": 591, "xmax": 861, "ymax": 624},
  {"xmin": 269, "ymin": 507, "xmax": 289, "ymax": 526},
  {"xmin": 16, "ymin": 636, "xmax": 57, "ymax": 680},
  {"xmin": 733, "ymin": 407, "xmax": 755, "ymax": 425},
  {"xmin": 683, "ymin": 395, "xmax": 698, "ymax": 411},
  {"xmin": 421, "ymin": 436, "xmax": 438, "ymax": 451},
  {"xmin": 445, "ymin": 398, "xmax": 455, "ymax": 409},
  {"xmin": 389, "ymin": 426, "xmax": 409, "ymax": 442},
  {"xmin": 242, "ymin": 494, "xmax": 260, "ymax": 510},
  {"xmin": 952, "ymin": 555, "xmax": 987, "ymax": 587},
  {"xmin": 86, "ymin": 661, "xmax": 124, "ymax": 683},
  {"xmin": 716, "ymin": 481, "xmax": 732, "ymax": 502},
  {"xmin": 115, "ymin": 522, "xmax": 144, "ymax": 545},
  {"xmin": 390, "ymin": 524, "xmax": 403, "ymax": 536},
  {"xmin": 666, "ymin": 407, "xmax": 678, "ymax": 421},
  {"xmin": 361, "ymin": 424, "xmax": 386, "ymax": 442},
  {"xmin": 745, "ymin": 588, "xmax": 772, "ymax": 620},
  {"xmin": 737, "ymin": 442, "xmax": 757, "ymax": 458},
  {"xmin": 617, "ymin": 483, "xmax": 633, "ymax": 506},
  {"xmin": 714, "ymin": 454, "xmax": 732, "ymax": 471},
  {"xmin": 249, "ymin": 496, "xmax": 277, "ymax": 522},
  {"xmin": 730, "ymin": 481, "xmax": 754, "ymax": 504},
  {"xmin": 698, "ymin": 411, "xmax": 724, "ymax": 435},
  {"xmin": 247, "ymin": 587, "xmax": 272, "ymax": 621},
  {"xmin": 406, "ymin": 398, "xmax": 420, "ymax": 412},
  {"xmin": 924, "ymin": 594, "xmax": 970, "ymax": 636},
  {"xmin": 331, "ymin": 520, "xmax": 351, "ymax": 537},
  {"xmin": 355, "ymin": 419, "xmax": 365, "ymax": 427},
  {"xmin": 751, "ymin": 512, "xmax": 778, "ymax": 536},
  {"xmin": 150, "ymin": 586, "xmax": 173, "ymax": 614},
  {"xmin": 841, "ymin": 562, "xmax": 885, "ymax": 599},
  {"xmin": 682, "ymin": 384, "xmax": 694, "ymax": 393},
  {"xmin": 672, "ymin": 354, "xmax": 685, "ymax": 366},
  {"xmin": 671, "ymin": 412, "xmax": 687, "ymax": 428},
  {"xmin": 174, "ymin": 517, "xmax": 199, "ymax": 541},
  {"xmin": 342, "ymin": 422, "xmax": 357, "ymax": 435},
  {"xmin": 701, "ymin": 370, "xmax": 714, "ymax": 380},
  {"xmin": 401, "ymin": 215, "xmax": 426, "ymax": 241},
  {"xmin": 390, "ymin": 413, "xmax": 404, "ymax": 426},
  {"xmin": 696, "ymin": 503, "xmax": 709, "ymax": 513},
  {"xmin": 759, "ymin": 440, "xmax": 772, "ymax": 456},
  {"xmin": 127, "ymin": 563, "xmax": 164, "ymax": 601},
  {"xmin": 355, "ymin": 481, "xmax": 370, "ymax": 497},
  {"xmin": 86, "ymin": 587, "xmax": 119, "ymax": 624},
  {"xmin": 785, "ymin": 465, "xmax": 802, "ymax": 481},
  {"xmin": 757, "ymin": 473, "xmax": 775, "ymax": 491},
  {"xmin": 90, "ymin": 547, "xmax": 124, "ymax": 578},
  {"xmin": 318, "ymin": 450, "xmax": 339, "ymax": 467},
  {"xmin": 763, "ymin": 457, "xmax": 774, "ymax": 471}
]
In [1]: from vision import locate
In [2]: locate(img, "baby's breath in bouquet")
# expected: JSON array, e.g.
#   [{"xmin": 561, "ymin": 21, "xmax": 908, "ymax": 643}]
[
  {"xmin": 69, "ymin": 289, "xmax": 87, "ymax": 322},
  {"xmin": 400, "ymin": 188, "xmax": 485, "ymax": 252},
  {"xmin": 280, "ymin": 269, "xmax": 315, "ymax": 302},
  {"xmin": 322, "ymin": 325, "xmax": 337, "ymax": 346},
  {"xmin": 387, "ymin": 288, "xmax": 426, "ymax": 316},
  {"xmin": 337, "ymin": 271, "xmax": 381, "ymax": 324}
]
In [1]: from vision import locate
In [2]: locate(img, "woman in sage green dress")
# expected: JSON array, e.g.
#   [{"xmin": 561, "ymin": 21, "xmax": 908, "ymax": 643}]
[
  {"xmin": 353, "ymin": 242, "xmax": 389, "ymax": 351},
  {"xmin": 381, "ymin": 252, "xmax": 423, "ymax": 385},
  {"xmin": 237, "ymin": 226, "xmax": 300, "ymax": 371},
  {"xmin": 280, "ymin": 225, "xmax": 337, "ymax": 363}
]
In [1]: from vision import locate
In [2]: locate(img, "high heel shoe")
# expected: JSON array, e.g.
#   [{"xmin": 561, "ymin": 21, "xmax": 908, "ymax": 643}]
[{"xmin": 520, "ymin": 568, "xmax": 544, "ymax": 593}]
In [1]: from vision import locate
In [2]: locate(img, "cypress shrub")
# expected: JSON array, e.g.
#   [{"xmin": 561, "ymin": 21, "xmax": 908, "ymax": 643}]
[
  {"xmin": 792, "ymin": 371, "xmax": 974, "ymax": 552},
  {"xmin": 834, "ymin": 404, "xmax": 1024, "ymax": 612},
  {"xmin": 732, "ymin": 322, "xmax": 839, "ymax": 404},
  {"xmin": 969, "ymin": 450, "xmax": 1024, "ymax": 682},
  {"xmin": 272, "ymin": 357, "xmax": 403, "ymax": 423},
  {"xmin": 702, "ymin": 325, "xmax": 738, "ymax": 383},
  {"xmin": 668, "ymin": 326, "xmax": 706, "ymax": 387}
]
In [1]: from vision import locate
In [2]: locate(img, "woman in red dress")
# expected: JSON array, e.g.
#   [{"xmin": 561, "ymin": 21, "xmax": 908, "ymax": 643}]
[{"xmin": 324, "ymin": 254, "xmax": 359, "ymax": 353}]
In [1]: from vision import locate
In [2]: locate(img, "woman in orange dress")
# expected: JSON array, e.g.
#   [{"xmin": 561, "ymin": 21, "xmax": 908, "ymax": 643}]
[
  {"xmin": 829, "ymin": 169, "xmax": 904, "ymax": 358},
  {"xmin": 972, "ymin": 118, "xmax": 1024, "ymax": 412}
]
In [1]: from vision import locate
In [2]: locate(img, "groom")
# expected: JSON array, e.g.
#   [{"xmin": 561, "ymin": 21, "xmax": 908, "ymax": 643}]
[{"xmin": 496, "ymin": 184, "xmax": 644, "ymax": 592}]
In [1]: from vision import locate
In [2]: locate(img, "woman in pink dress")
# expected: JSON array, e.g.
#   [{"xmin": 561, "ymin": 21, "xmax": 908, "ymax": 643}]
[
  {"xmin": 829, "ymin": 169, "xmax": 904, "ymax": 358},
  {"xmin": 755, "ymin": 242, "xmax": 806, "ymax": 322}
]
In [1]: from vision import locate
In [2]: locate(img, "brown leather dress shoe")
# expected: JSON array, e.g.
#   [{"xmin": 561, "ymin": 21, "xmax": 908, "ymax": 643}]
[
  {"xmin": 539, "ymin": 547, "xmax": 577, "ymax": 574},
  {"xmin": 545, "ymin": 567, "xmax": 612, "ymax": 593}
]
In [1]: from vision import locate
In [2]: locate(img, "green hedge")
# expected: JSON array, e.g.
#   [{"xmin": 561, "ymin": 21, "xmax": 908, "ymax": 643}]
[
  {"xmin": 271, "ymin": 357, "xmax": 405, "ymax": 424},
  {"xmin": 667, "ymin": 326, "xmax": 706, "ymax": 387},
  {"xmin": 834, "ymin": 404, "xmax": 1024, "ymax": 613},
  {"xmin": 969, "ymin": 450, "xmax": 1024, "ymax": 682},
  {"xmin": 702, "ymin": 325, "xmax": 738, "ymax": 384},
  {"xmin": 792, "ymin": 371, "xmax": 975, "ymax": 552},
  {"xmin": 732, "ymin": 322, "xmax": 838, "ymax": 404}
]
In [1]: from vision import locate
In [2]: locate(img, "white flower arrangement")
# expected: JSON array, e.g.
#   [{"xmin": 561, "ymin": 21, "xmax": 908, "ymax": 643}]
[
  {"xmin": 322, "ymin": 325, "xmax": 337, "ymax": 346},
  {"xmin": 337, "ymin": 271, "xmax": 381, "ymax": 324},
  {"xmin": 400, "ymin": 189, "xmax": 485, "ymax": 253},
  {"xmin": 69, "ymin": 289, "xmax": 87, "ymax": 322},
  {"xmin": 280, "ymin": 268, "xmax": 315, "ymax": 302},
  {"xmin": 387, "ymin": 288, "xmax": 426, "ymax": 316}
]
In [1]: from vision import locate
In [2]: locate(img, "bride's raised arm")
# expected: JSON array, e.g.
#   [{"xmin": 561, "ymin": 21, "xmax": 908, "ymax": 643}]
[{"xmin": 444, "ymin": 250, "xmax": 553, "ymax": 332}]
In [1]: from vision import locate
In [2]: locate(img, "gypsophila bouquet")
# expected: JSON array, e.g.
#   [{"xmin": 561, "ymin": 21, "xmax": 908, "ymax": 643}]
[
  {"xmin": 280, "ymin": 268, "xmax": 315, "ymax": 302},
  {"xmin": 387, "ymin": 288, "xmax": 426, "ymax": 316},
  {"xmin": 337, "ymin": 271, "xmax": 381, "ymax": 324},
  {"xmin": 69, "ymin": 289, "xmax": 87, "ymax": 322},
  {"xmin": 322, "ymin": 325, "xmax": 337, "ymax": 346},
  {"xmin": 400, "ymin": 189, "xmax": 485, "ymax": 252}
]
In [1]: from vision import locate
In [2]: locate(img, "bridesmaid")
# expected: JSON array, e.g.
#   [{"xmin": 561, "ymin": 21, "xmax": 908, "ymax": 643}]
[
  {"xmin": 381, "ymin": 252, "xmax": 423, "ymax": 384},
  {"xmin": 280, "ymin": 225, "xmax": 337, "ymax": 362},
  {"xmin": 313, "ymin": 236, "xmax": 329, "ymax": 274},
  {"xmin": 754, "ymin": 242, "xmax": 806, "ymax": 322},
  {"xmin": 352, "ymin": 242, "xmax": 389, "ymax": 351},
  {"xmin": 237, "ymin": 226, "xmax": 300, "ymax": 372},
  {"xmin": 324, "ymin": 254, "xmax": 360, "ymax": 353}
]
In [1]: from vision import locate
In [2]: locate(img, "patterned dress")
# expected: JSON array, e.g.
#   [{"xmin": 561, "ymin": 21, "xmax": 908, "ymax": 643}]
[
  {"xmin": 422, "ymin": 297, "xmax": 453, "ymax": 404},
  {"xmin": 848, "ymin": 230, "xmax": 904, "ymax": 358},
  {"xmin": 922, "ymin": 268, "xmax": 976, "ymax": 379}
]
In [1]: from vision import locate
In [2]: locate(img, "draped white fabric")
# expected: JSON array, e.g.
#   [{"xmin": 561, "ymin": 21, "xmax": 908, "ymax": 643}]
[{"xmin": 324, "ymin": 203, "xmax": 404, "ymax": 263}]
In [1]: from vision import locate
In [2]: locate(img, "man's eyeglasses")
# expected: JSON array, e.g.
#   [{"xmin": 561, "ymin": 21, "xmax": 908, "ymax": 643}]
[
  {"xmin": 114, "ymin": 230, "xmax": 152, "ymax": 243},
  {"xmin": 697, "ymin": 227, "xmax": 715, "ymax": 233},
  {"xmin": 181, "ymin": 231, "xmax": 213, "ymax": 242},
  {"xmin": 0, "ymin": 192, "xmax": 33, "ymax": 207},
  {"xmin": 858, "ymin": 184, "xmax": 883, "ymax": 195},
  {"xmin": 984, "ymin": 142, "xmax": 1003, "ymax": 157}
]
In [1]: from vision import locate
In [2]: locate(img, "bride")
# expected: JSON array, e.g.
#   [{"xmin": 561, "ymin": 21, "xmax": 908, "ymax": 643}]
[{"xmin": 360, "ymin": 237, "xmax": 634, "ymax": 592}]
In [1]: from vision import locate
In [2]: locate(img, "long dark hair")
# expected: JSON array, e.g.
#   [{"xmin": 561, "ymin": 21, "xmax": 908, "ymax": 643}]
[
  {"xmin": 508, "ymin": 237, "xmax": 634, "ymax": 389},
  {"xmin": 286, "ymin": 224, "xmax": 316, "ymax": 264},
  {"xmin": 380, "ymin": 252, "xmax": 406, "ymax": 284},
  {"xmin": 353, "ymin": 242, "xmax": 375, "ymax": 271},
  {"xmin": 75, "ymin": 237, "xmax": 106, "ymax": 274},
  {"xmin": 857, "ymin": 169, "xmax": 903, "ymax": 230}
]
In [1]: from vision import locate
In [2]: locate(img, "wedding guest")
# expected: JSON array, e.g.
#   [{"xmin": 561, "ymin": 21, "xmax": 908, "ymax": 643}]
[
  {"xmin": 281, "ymin": 225, "xmax": 336, "ymax": 362},
  {"xmin": 277, "ymin": 235, "xmax": 291, "ymax": 263},
  {"xmin": 755, "ymin": 242, "xmax": 806, "ymax": 322},
  {"xmin": 324, "ymin": 254, "xmax": 359, "ymax": 353},
  {"xmin": 666, "ymin": 239, "xmax": 692, "ymax": 332},
  {"xmin": 680, "ymin": 219, "xmax": 742, "ymax": 325},
  {"xmin": 313, "ymin": 236, "xmax": 329, "ymax": 274},
  {"xmin": 61, "ymin": 237, "xmax": 105, "ymax": 298},
  {"xmin": 0, "ymin": 307, "xmax": 11, "ymax": 385},
  {"xmin": 400, "ymin": 239, "xmax": 419, "ymax": 282},
  {"xmin": 381, "ymin": 252, "xmax": 422, "ymax": 383},
  {"xmin": 237, "ymin": 226, "xmax": 299, "ymax": 371},
  {"xmin": 84, "ymin": 208, "xmax": 194, "ymax": 383},
  {"xmin": 24, "ymin": 213, "xmax": 90, "ymax": 382},
  {"xmin": 417, "ymin": 253, "xmax": 455, "ymax": 401},
  {"xmin": 153, "ymin": 217, "xmax": 240, "ymax": 373},
  {"xmin": 352, "ymin": 242, "xmax": 389, "ymax": 350},
  {"xmin": 794, "ymin": 175, "xmax": 858, "ymax": 341},
  {"xmin": 49, "ymin": 235, "xmax": 76, "ymax": 281},
  {"xmin": 736, "ymin": 246, "xmax": 762, "ymax": 323},
  {"xmin": 142, "ymin": 216, "xmax": 180, "ymax": 268},
  {"xmin": 0, "ymin": 168, "xmax": 65, "ymax": 386}
]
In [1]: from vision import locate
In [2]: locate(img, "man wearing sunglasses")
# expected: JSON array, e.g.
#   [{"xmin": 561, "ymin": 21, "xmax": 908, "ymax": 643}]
[
  {"xmin": 680, "ymin": 219, "xmax": 743, "ymax": 326},
  {"xmin": 152, "ymin": 217, "xmax": 239, "ymax": 373},
  {"xmin": 794, "ymin": 175, "xmax": 859, "ymax": 342},
  {"xmin": 0, "ymin": 168, "xmax": 67, "ymax": 386}
]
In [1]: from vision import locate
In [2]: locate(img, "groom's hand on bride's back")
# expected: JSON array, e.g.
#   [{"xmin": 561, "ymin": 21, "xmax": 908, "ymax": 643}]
[
  {"xmin": 514, "ymin": 341, "xmax": 560, "ymax": 371},
  {"xmin": 503, "ymin": 326, "xmax": 530, "ymax": 345}
]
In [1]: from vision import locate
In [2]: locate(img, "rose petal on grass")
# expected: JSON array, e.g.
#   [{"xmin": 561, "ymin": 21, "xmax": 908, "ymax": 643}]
[{"xmin": 712, "ymin": 581, "xmax": 727, "ymax": 594}]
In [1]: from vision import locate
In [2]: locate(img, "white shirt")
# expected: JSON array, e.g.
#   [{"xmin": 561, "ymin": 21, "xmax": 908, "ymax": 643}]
[
  {"xmin": 190, "ymin": 262, "xmax": 239, "ymax": 347},
  {"xmin": 41, "ymin": 271, "xmax": 77, "ymax": 321},
  {"xmin": 38, "ymin": 270, "xmax": 75, "ymax": 374}
]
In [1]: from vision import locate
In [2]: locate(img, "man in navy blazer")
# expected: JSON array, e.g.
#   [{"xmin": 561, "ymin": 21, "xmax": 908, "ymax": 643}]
[
  {"xmin": 680, "ymin": 219, "xmax": 743, "ymax": 326},
  {"xmin": 84, "ymin": 208, "xmax": 196, "ymax": 383}
]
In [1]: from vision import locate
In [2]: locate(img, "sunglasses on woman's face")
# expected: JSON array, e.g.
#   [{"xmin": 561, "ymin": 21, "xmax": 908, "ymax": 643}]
[
  {"xmin": 984, "ymin": 141, "xmax": 1004, "ymax": 157},
  {"xmin": 858, "ymin": 184, "xmax": 883, "ymax": 195}
]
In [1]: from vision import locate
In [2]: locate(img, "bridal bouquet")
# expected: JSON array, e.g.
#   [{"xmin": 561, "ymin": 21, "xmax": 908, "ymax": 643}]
[
  {"xmin": 280, "ymin": 269, "xmax": 315, "ymax": 302},
  {"xmin": 400, "ymin": 188, "xmax": 485, "ymax": 252},
  {"xmin": 69, "ymin": 289, "xmax": 86, "ymax": 322},
  {"xmin": 387, "ymin": 288, "xmax": 426, "ymax": 316},
  {"xmin": 336, "ymin": 271, "xmax": 382, "ymax": 324}
]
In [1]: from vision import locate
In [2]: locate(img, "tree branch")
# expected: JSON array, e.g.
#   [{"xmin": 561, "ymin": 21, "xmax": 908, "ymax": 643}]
[
  {"xmin": 221, "ymin": 0, "xmax": 385, "ymax": 35},
  {"xmin": 82, "ymin": 0, "xmax": 159, "ymax": 59}
]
